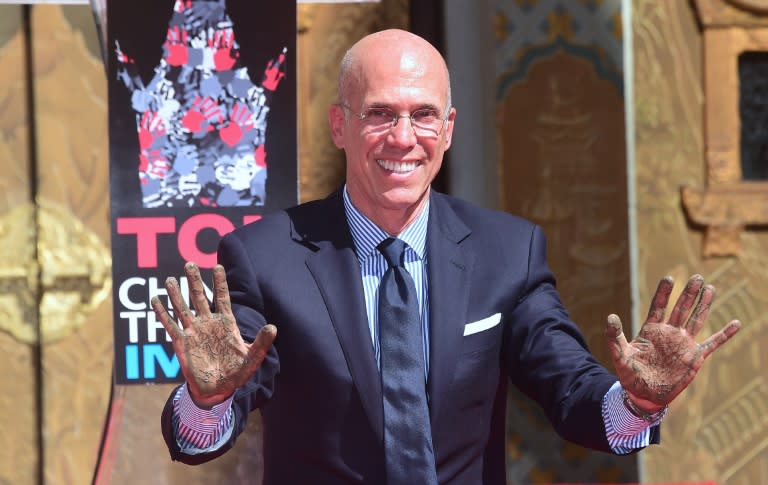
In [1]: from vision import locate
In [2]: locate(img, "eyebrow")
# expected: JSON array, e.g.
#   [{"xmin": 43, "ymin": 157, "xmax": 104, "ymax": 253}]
[{"xmin": 363, "ymin": 102, "xmax": 442, "ymax": 112}]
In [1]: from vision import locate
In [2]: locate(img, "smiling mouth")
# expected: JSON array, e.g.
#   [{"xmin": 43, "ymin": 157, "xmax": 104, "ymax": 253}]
[{"xmin": 376, "ymin": 159, "xmax": 419, "ymax": 174}]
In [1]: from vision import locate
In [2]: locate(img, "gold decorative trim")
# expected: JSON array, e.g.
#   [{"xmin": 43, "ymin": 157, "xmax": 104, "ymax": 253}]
[
  {"xmin": 37, "ymin": 199, "xmax": 111, "ymax": 344},
  {"xmin": 0, "ymin": 200, "xmax": 111, "ymax": 344},
  {"xmin": 0, "ymin": 203, "xmax": 38, "ymax": 344}
]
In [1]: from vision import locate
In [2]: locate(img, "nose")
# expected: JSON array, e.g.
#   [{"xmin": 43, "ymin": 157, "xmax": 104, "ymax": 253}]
[{"xmin": 387, "ymin": 115, "xmax": 418, "ymax": 147}]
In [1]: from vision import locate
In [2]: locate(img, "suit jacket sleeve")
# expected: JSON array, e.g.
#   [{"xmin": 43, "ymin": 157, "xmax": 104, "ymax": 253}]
[
  {"xmin": 160, "ymin": 228, "xmax": 281, "ymax": 465},
  {"xmin": 501, "ymin": 224, "xmax": 620, "ymax": 452}
]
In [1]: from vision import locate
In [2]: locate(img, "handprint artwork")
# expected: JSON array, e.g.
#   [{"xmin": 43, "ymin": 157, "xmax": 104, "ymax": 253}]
[{"xmin": 115, "ymin": 0, "xmax": 287, "ymax": 208}]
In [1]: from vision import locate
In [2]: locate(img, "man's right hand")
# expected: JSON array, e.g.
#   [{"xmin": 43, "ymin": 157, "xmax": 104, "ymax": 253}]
[{"xmin": 151, "ymin": 262, "xmax": 277, "ymax": 408}]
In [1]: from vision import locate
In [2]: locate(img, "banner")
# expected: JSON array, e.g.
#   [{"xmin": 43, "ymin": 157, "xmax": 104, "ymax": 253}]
[{"xmin": 108, "ymin": 0, "xmax": 297, "ymax": 384}]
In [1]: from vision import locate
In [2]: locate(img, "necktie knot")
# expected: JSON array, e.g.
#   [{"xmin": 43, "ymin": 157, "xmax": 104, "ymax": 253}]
[{"xmin": 377, "ymin": 237, "xmax": 407, "ymax": 268}]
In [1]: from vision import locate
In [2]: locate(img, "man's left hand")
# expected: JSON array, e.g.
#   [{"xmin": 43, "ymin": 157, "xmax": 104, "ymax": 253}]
[{"xmin": 605, "ymin": 274, "xmax": 741, "ymax": 414}]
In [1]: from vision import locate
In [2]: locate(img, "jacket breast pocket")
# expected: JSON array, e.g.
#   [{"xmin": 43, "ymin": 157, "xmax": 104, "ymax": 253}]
[
  {"xmin": 453, "ymin": 315, "xmax": 503, "ymax": 410},
  {"xmin": 460, "ymin": 313, "xmax": 502, "ymax": 355}
]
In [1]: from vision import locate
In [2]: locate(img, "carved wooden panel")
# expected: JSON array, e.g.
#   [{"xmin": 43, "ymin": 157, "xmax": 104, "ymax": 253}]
[
  {"xmin": 633, "ymin": 1, "xmax": 768, "ymax": 483},
  {"xmin": 29, "ymin": 6, "xmax": 112, "ymax": 484},
  {"xmin": 498, "ymin": 48, "xmax": 635, "ymax": 485},
  {"xmin": 499, "ymin": 51, "xmax": 630, "ymax": 369},
  {"xmin": 495, "ymin": 1, "xmax": 635, "ymax": 481},
  {"xmin": 0, "ymin": 6, "xmax": 38, "ymax": 485}
]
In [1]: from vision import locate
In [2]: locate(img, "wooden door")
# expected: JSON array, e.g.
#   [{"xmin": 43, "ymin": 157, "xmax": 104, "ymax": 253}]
[
  {"xmin": 0, "ymin": 5, "xmax": 39, "ymax": 484},
  {"xmin": 0, "ymin": 5, "xmax": 113, "ymax": 484}
]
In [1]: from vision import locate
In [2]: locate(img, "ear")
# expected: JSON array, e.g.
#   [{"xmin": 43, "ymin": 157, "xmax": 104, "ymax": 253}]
[
  {"xmin": 442, "ymin": 107, "xmax": 457, "ymax": 150},
  {"xmin": 328, "ymin": 104, "xmax": 346, "ymax": 149}
]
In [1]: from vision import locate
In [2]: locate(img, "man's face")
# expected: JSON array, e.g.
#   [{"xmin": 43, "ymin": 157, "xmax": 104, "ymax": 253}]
[{"xmin": 329, "ymin": 42, "xmax": 455, "ymax": 229}]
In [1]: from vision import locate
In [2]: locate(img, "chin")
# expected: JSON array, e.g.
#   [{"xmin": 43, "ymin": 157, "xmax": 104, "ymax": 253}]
[{"xmin": 380, "ymin": 188, "xmax": 427, "ymax": 209}]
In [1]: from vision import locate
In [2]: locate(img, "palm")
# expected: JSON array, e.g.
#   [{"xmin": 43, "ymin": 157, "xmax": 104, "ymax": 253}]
[
  {"xmin": 152, "ymin": 262, "xmax": 276, "ymax": 408},
  {"xmin": 172, "ymin": 306, "xmax": 249, "ymax": 402},
  {"xmin": 605, "ymin": 275, "xmax": 740, "ymax": 411}
]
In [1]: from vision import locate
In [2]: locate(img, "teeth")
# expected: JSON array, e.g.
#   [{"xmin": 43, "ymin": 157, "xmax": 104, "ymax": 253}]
[{"xmin": 377, "ymin": 160, "xmax": 418, "ymax": 173}]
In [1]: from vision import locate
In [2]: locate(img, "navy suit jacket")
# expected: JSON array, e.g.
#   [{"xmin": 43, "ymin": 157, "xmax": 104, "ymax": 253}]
[{"xmin": 162, "ymin": 189, "xmax": 650, "ymax": 484}]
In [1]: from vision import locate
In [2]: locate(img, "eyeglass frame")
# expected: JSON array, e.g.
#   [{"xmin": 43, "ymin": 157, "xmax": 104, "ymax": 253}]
[{"xmin": 338, "ymin": 103, "xmax": 452, "ymax": 137}]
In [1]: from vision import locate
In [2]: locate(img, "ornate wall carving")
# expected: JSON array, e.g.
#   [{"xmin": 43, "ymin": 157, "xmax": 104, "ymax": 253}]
[
  {"xmin": 495, "ymin": 1, "xmax": 636, "ymax": 482},
  {"xmin": 633, "ymin": 1, "xmax": 768, "ymax": 483}
]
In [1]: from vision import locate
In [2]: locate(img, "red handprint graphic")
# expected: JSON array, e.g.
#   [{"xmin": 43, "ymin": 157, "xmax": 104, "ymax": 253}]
[
  {"xmin": 164, "ymin": 26, "xmax": 189, "ymax": 66},
  {"xmin": 140, "ymin": 153, "xmax": 172, "ymax": 182},
  {"xmin": 182, "ymin": 96, "xmax": 224, "ymax": 134},
  {"xmin": 262, "ymin": 48, "xmax": 286, "ymax": 91},
  {"xmin": 219, "ymin": 102, "xmax": 254, "ymax": 147},
  {"xmin": 175, "ymin": 0, "xmax": 191, "ymax": 12},
  {"xmin": 137, "ymin": 111, "xmax": 170, "ymax": 181},
  {"xmin": 211, "ymin": 28, "xmax": 239, "ymax": 71},
  {"xmin": 115, "ymin": 0, "xmax": 289, "ymax": 207},
  {"xmin": 115, "ymin": 40, "xmax": 135, "ymax": 65},
  {"xmin": 138, "ymin": 111, "xmax": 165, "ymax": 151},
  {"xmin": 254, "ymin": 144, "xmax": 267, "ymax": 169}
]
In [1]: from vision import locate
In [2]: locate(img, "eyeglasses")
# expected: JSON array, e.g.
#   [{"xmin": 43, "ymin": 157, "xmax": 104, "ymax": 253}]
[{"xmin": 340, "ymin": 104, "xmax": 450, "ymax": 137}]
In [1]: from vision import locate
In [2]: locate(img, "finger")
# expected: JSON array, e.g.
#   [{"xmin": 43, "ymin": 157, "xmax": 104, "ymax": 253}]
[
  {"xmin": 165, "ymin": 275, "xmax": 194, "ymax": 329},
  {"xmin": 667, "ymin": 274, "xmax": 704, "ymax": 327},
  {"xmin": 685, "ymin": 284, "xmax": 715, "ymax": 335},
  {"xmin": 244, "ymin": 324, "xmax": 277, "ymax": 373},
  {"xmin": 605, "ymin": 314, "xmax": 631, "ymax": 364},
  {"xmin": 151, "ymin": 296, "xmax": 182, "ymax": 340},
  {"xmin": 646, "ymin": 276, "xmax": 674, "ymax": 323},
  {"xmin": 185, "ymin": 261, "xmax": 212, "ymax": 317},
  {"xmin": 699, "ymin": 319, "xmax": 742, "ymax": 359},
  {"xmin": 212, "ymin": 264, "xmax": 233, "ymax": 317}
]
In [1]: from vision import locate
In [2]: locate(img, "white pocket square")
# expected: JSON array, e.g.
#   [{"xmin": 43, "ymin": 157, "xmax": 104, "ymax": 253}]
[{"xmin": 463, "ymin": 313, "xmax": 502, "ymax": 336}]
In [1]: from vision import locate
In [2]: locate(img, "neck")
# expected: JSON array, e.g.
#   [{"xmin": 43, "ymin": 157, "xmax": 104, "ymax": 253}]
[{"xmin": 348, "ymin": 189, "xmax": 430, "ymax": 236}]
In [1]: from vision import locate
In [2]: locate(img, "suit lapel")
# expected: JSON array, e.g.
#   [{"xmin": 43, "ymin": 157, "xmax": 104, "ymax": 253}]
[
  {"xmin": 425, "ymin": 193, "xmax": 472, "ymax": 426},
  {"xmin": 294, "ymin": 191, "xmax": 384, "ymax": 443}
]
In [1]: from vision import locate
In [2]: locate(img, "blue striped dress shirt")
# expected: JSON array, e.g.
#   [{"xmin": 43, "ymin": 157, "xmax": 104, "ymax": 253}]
[{"xmin": 342, "ymin": 187, "xmax": 431, "ymax": 375}]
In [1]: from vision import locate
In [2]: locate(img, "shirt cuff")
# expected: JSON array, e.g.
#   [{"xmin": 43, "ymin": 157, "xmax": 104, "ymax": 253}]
[
  {"xmin": 602, "ymin": 381, "xmax": 666, "ymax": 454},
  {"xmin": 172, "ymin": 383, "xmax": 236, "ymax": 453}
]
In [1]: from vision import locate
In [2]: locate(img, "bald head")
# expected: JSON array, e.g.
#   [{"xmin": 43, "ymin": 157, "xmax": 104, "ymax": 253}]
[{"xmin": 337, "ymin": 29, "xmax": 451, "ymax": 110}]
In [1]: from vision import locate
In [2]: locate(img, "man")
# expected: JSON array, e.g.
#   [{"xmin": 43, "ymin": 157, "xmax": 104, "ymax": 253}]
[{"xmin": 153, "ymin": 29, "xmax": 741, "ymax": 484}]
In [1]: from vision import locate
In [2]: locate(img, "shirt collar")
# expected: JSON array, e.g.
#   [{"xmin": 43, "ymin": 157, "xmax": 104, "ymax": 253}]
[{"xmin": 343, "ymin": 185, "xmax": 429, "ymax": 264}]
